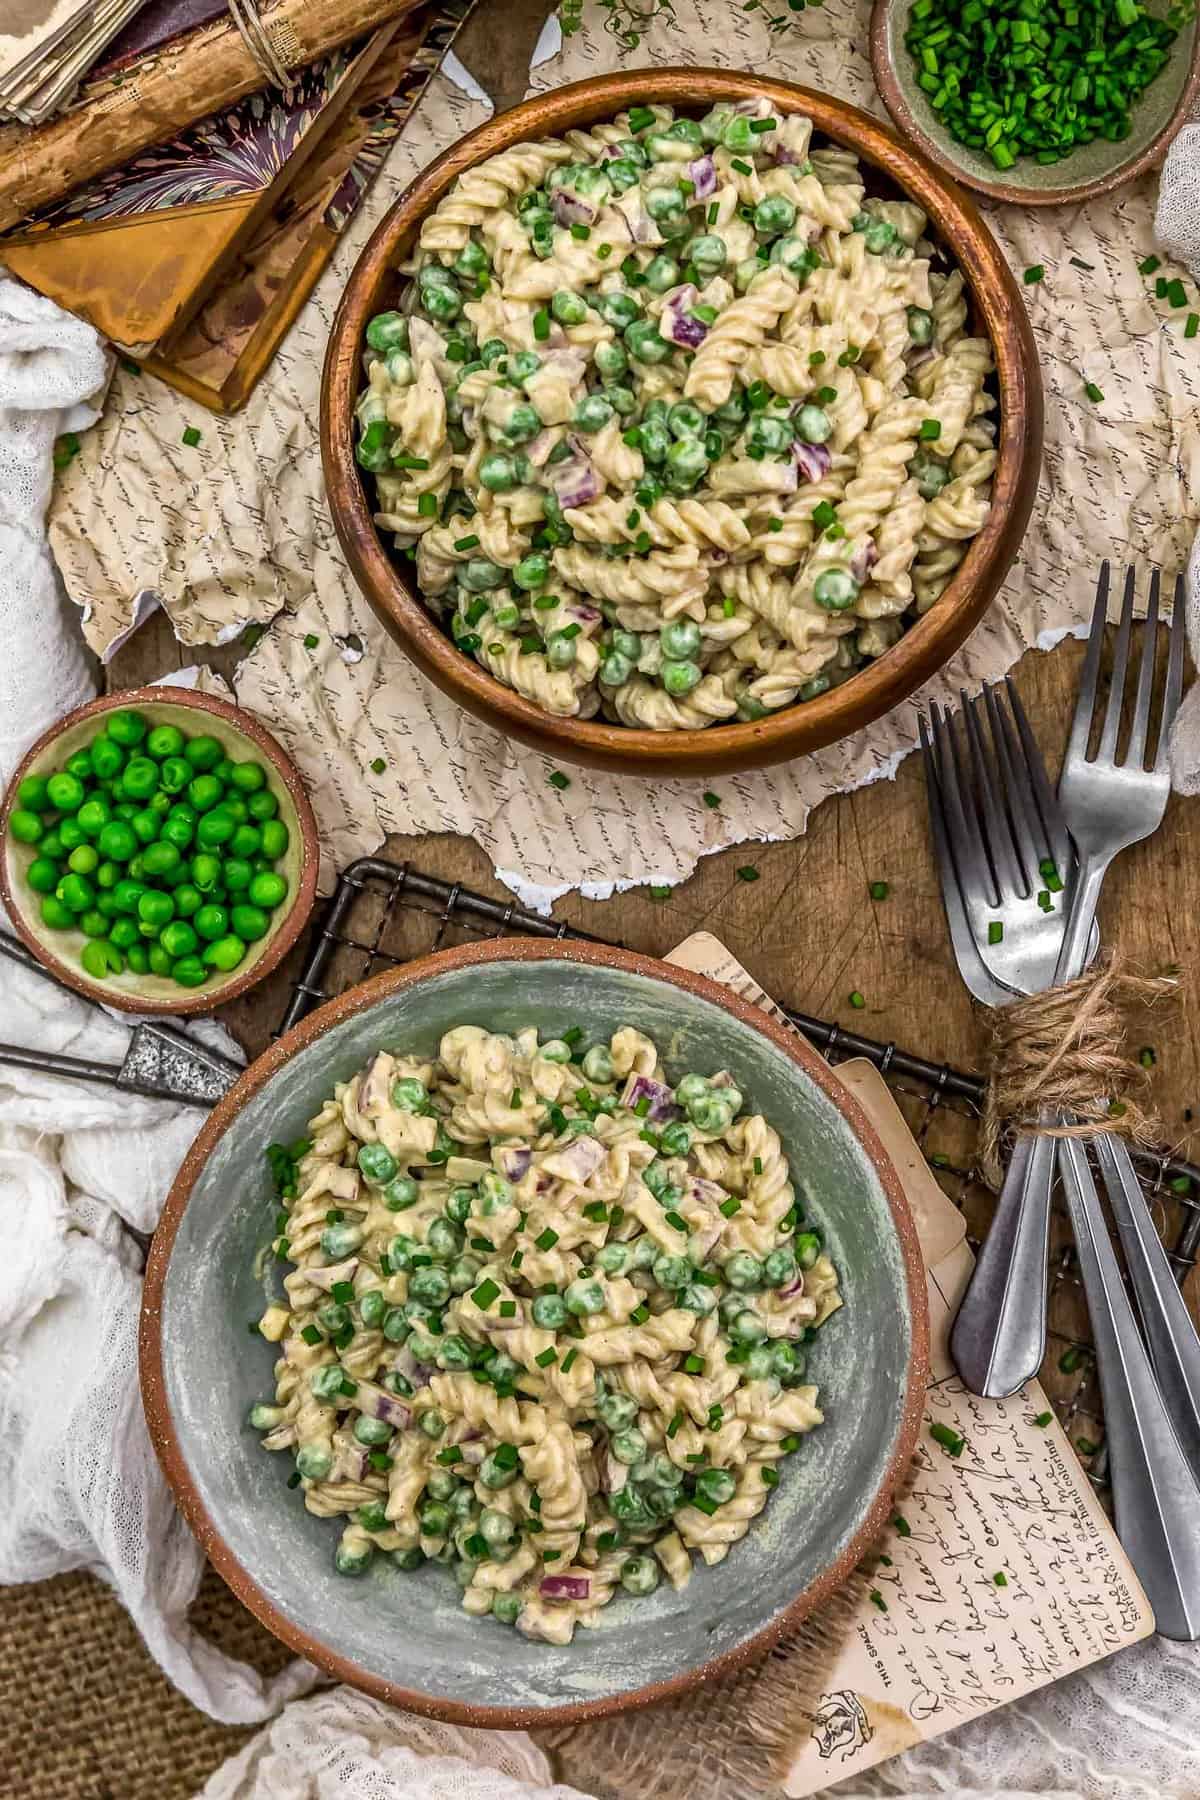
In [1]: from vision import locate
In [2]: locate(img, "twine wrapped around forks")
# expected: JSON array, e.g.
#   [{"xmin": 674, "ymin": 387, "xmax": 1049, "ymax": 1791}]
[{"xmin": 979, "ymin": 954, "xmax": 1178, "ymax": 1189}]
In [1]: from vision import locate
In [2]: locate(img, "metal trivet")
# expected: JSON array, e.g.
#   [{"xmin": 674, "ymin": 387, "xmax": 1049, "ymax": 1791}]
[{"xmin": 277, "ymin": 857, "xmax": 1200, "ymax": 1489}]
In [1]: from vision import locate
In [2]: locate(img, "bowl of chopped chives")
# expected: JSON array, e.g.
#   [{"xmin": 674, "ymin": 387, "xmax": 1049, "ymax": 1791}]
[
  {"xmin": 871, "ymin": 0, "xmax": 1200, "ymax": 206},
  {"xmin": 0, "ymin": 687, "xmax": 320, "ymax": 1016}
]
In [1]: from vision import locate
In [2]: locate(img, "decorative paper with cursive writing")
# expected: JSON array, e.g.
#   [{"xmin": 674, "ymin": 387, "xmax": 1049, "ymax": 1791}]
[
  {"xmin": 47, "ymin": 0, "xmax": 1200, "ymax": 908},
  {"xmin": 655, "ymin": 934, "xmax": 1155, "ymax": 1798}
]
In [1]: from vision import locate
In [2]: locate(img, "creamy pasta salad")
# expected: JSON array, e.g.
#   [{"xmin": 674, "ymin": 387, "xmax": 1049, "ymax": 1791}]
[
  {"xmin": 354, "ymin": 97, "xmax": 996, "ymax": 730},
  {"xmin": 250, "ymin": 1024, "xmax": 841, "ymax": 1642}
]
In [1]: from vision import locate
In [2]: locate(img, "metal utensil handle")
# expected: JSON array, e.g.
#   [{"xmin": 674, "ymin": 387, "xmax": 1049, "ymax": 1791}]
[
  {"xmin": 950, "ymin": 1133, "xmax": 1052, "ymax": 1395},
  {"xmin": 1096, "ymin": 1131, "xmax": 1200, "ymax": 1483},
  {"xmin": 1058, "ymin": 1136, "xmax": 1200, "ymax": 1639}
]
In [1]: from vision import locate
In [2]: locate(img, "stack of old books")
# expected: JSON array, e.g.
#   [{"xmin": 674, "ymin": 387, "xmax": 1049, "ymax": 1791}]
[{"xmin": 0, "ymin": 0, "xmax": 470, "ymax": 409}]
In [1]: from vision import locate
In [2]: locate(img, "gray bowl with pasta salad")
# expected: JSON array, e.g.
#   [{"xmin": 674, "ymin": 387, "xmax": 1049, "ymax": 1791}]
[{"xmin": 142, "ymin": 940, "xmax": 928, "ymax": 1723}]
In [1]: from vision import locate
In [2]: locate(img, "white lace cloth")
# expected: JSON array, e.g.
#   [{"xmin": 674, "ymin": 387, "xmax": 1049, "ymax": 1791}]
[{"xmin": 3, "ymin": 91, "xmax": 1200, "ymax": 1800}]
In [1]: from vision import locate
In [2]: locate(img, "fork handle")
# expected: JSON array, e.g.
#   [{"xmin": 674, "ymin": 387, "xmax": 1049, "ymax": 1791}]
[
  {"xmin": 950, "ymin": 1131, "xmax": 1053, "ymax": 1395},
  {"xmin": 1057, "ymin": 1136, "xmax": 1200, "ymax": 1639},
  {"xmin": 1095, "ymin": 1132, "xmax": 1200, "ymax": 1484}
]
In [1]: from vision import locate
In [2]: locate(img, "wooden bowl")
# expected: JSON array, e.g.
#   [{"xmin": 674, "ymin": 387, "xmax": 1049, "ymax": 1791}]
[
  {"xmin": 141, "ymin": 938, "xmax": 929, "ymax": 1724},
  {"xmin": 0, "ymin": 687, "xmax": 320, "ymax": 1017},
  {"xmin": 322, "ymin": 68, "xmax": 1042, "ymax": 778},
  {"xmin": 871, "ymin": 0, "xmax": 1200, "ymax": 207}
]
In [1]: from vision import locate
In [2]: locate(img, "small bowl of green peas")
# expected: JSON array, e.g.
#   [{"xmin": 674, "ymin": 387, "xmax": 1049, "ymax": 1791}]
[{"xmin": 1, "ymin": 687, "xmax": 320, "ymax": 1015}]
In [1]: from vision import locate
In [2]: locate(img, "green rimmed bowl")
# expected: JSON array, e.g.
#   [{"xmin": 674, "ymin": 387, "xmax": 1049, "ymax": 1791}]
[
  {"xmin": 141, "ymin": 938, "xmax": 929, "ymax": 1726},
  {"xmin": 871, "ymin": 0, "xmax": 1200, "ymax": 205}
]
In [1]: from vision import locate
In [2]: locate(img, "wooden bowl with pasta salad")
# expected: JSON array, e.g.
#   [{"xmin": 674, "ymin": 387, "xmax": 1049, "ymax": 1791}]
[
  {"xmin": 322, "ymin": 70, "xmax": 1041, "ymax": 776},
  {"xmin": 140, "ymin": 938, "xmax": 927, "ymax": 1722}
]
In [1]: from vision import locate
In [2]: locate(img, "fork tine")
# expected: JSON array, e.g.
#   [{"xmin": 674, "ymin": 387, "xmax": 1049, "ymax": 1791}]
[
  {"xmin": 1097, "ymin": 566, "xmax": 1137, "ymax": 762},
  {"xmin": 1003, "ymin": 676, "xmax": 1073, "ymax": 876},
  {"xmin": 1068, "ymin": 561, "xmax": 1110, "ymax": 762},
  {"xmin": 921, "ymin": 714, "xmax": 994, "ymax": 980},
  {"xmin": 961, "ymin": 688, "xmax": 1023, "ymax": 897},
  {"xmin": 1155, "ymin": 572, "xmax": 1188, "ymax": 770},
  {"xmin": 985, "ymin": 683, "xmax": 1049, "ymax": 890},
  {"xmin": 1126, "ymin": 568, "xmax": 1160, "ymax": 769},
  {"xmin": 929, "ymin": 703, "xmax": 998, "ymax": 907}
]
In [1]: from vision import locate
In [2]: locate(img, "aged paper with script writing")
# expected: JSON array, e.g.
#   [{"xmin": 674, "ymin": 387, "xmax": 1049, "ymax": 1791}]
[
  {"xmin": 646, "ymin": 933, "xmax": 1155, "ymax": 1797},
  {"xmin": 47, "ymin": 1, "xmax": 1200, "ymax": 905}
]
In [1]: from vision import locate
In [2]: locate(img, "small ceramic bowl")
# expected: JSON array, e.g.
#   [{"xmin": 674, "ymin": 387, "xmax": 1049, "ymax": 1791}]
[
  {"xmin": 871, "ymin": 0, "xmax": 1200, "ymax": 206},
  {"xmin": 141, "ymin": 938, "xmax": 929, "ymax": 1726},
  {"xmin": 0, "ymin": 687, "xmax": 320, "ymax": 1016}
]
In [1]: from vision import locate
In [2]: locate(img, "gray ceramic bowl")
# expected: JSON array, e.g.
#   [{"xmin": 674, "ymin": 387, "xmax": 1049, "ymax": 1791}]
[
  {"xmin": 871, "ymin": 0, "xmax": 1200, "ymax": 206},
  {"xmin": 141, "ymin": 940, "xmax": 928, "ymax": 1726}
]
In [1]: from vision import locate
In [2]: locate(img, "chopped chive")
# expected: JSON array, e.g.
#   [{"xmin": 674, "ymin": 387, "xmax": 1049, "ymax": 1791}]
[
  {"xmin": 1140, "ymin": 1046, "xmax": 1157, "ymax": 1068},
  {"xmin": 930, "ymin": 1421, "xmax": 965, "ymax": 1457},
  {"xmin": 869, "ymin": 880, "xmax": 889, "ymax": 901},
  {"xmin": 707, "ymin": 1404, "xmax": 723, "ymax": 1430},
  {"xmin": 1069, "ymin": 257, "xmax": 1094, "ymax": 271},
  {"xmin": 535, "ymin": 1227, "xmax": 559, "ymax": 1251},
  {"xmin": 1058, "ymin": 1345, "xmax": 1085, "ymax": 1373},
  {"xmin": 1034, "ymin": 1410, "xmax": 1053, "ymax": 1428},
  {"xmin": 582, "ymin": 1200, "xmax": 608, "ymax": 1221},
  {"xmin": 869, "ymin": 1588, "xmax": 887, "ymax": 1611},
  {"xmin": 664, "ymin": 1210, "xmax": 689, "ymax": 1233},
  {"xmin": 597, "ymin": 243, "xmax": 612, "ymax": 259},
  {"xmin": 1187, "ymin": 314, "xmax": 1199, "ymax": 340},
  {"xmin": 918, "ymin": 418, "xmax": 941, "ymax": 441},
  {"xmin": 533, "ymin": 308, "xmax": 551, "ymax": 340},
  {"xmin": 761, "ymin": 1464, "xmax": 779, "ymax": 1487},
  {"xmin": 288, "ymin": 1471, "xmax": 302, "ymax": 1488},
  {"xmin": 1171, "ymin": 1175, "xmax": 1193, "ymax": 1195},
  {"xmin": 1076, "ymin": 1436, "xmax": 1100, "ymax": 1456},
  {"xmin": 703, "ymin": 791, "xmax": 721, "ymax": 808},
  {"xmin": 848, "ymin": 990, "xmax": 865, "ymax": 1009},
  {"xmin": 1139, "ymin": 255, "xmax": 1161, "ymax": 275},
  {"xmin": 181, "ymin": 426, "xmax": 202, "ymax": 447},
  {"xmin": 1083, "ymin": 381, "xmax": 1104, "ymax": 404},
  {"xmin": 753, "ymin": 1157, "xmax": 763, "ymax": 1175},
  {"xmin": 993, "ymin": 1571, "xmax": 1008, "ymax": 1587},
  {"xmin": 988, "ymin": 920, "xmax": 1004, "ymax": 944},
  {"xmin": 561, "ymin": 1347, "xmax": 578, "ymax": 1373},
  {"xmin": 393, "ymin": 454, "xmax": 430, "ymax": 471},
  {"xmin": 535, "ymin": 1346, "xmax": 558, "ymax": 1367},
  {"xmin": 894, "ymin": 1515, "xmax": 911, "ymax": 1537},
  {"xmin": 719, "ymin": 1196, "xmax": 742, "ymax": 1218},
  {"xmin": 368, "ymin": 1450, "xmax": 393, "ymax": 1471},
  {"xmin": 470, "ymin": 1236, "xmax": 494, "ymax": 1253},
  {"xmin": 1023, "ymin": 265, "xmax": 1045, "ymax": 285},
  {"xmin": 417, "ymin": 492, "xmax": 438, "ymax": 517},
  {"xmin": 736, "ymin": 865, "xmax": 759, "ymax": 883},
  {"xmin": 780, "ymin": 1434, "xmax": 800, "ymax": 1453},
  {"xmin": 630, "ymin": 1303, "xmax": 650, "ymax": 1325},
  {"xmin": 1166, "ymin": 278, "xmax": 1188, "ymax": 309},
  {"xmin": 471, "ymin": 1279, "xmax": 500, "ymax": 1310},
  {"xmin": 303, "ymin": 633, "xmax": 319, "ymax": 649},
  {"xmin": 548, "ymin": 770, "xmax": 570, "ymax": 791},
  {"xmin": 767, "ymin": 516, "xmax": 783, "ymax": 532},
  {"xmin": 370, "ymin": 757, "xmax": 386, "ymax": 774},
  {"xmin": 666, "ymin": 1411, "xmax": 683, "ymax": 1439},
  {"xmin": 649, "ymin": 884, "xmax": 672, "ymax": 900},
  {"xmin": 499, "ymin": 1300, "xmax": 517, "ymax": 1318},
  {"xmin": 691, "ymin": 1493, "xmax": 718, "ymax": 1515},
  {"xmin": 301, "ymin": 1324, "xmax": 322, "ymax": 1345},
  {"xmin": 570, "ymin": 223, "xmax": 591, "ymax": 241},
  {"xmin": 454, "ymin": 534, "xmax": 480, "ymax": 551},
  {"xmin": 684, "ymin": 1354, "xmax": 705, "ymax": 1374},
  {"xmin": 731, "ymin": 157, "xmax": 753, "ymax": 174}
]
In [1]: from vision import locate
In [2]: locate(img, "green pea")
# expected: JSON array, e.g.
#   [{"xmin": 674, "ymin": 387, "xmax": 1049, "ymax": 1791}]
[
  {"xmin": 794, "ymin": 403, "xmax": 832, "ymax": 445},
  {"xmin": 611, "ymin": 1428, "xmax": 647, "ymax": 1465},
  {"xmin": 144, "ymin": 724, "xmax": 184, "ymax": 761},
  {"xmin": 419, "ymin": 1496, "xmax": 452, "ymax": 1537},
  {"xmin": 190, "ymin": 902, "xmax": 225, "ymax": 942},
  {"xmin": 423, "ymin": 283, "xmax": 462, "ymax": 324},
  {"xmin": 136, "ymin": 890, "xmax": 174, "ymax": 932},
  {"xmin": 564, "ymin": 1276, "xmax": 604, "ymax": 1316},
  {"xmin": 595, "ymin": 291, "xmax": 637, "ymax": 334},
  {"xmin": 678, "ymin": 1281, "xmax": 718, "ymax": 1315},
  {"xmin": 530, "ymin": 1293, "xmax": 568, "ymax": 1329},
  {"xmin": 762, "ymin": 1247, "xmax": 797, "ymax": 1287},
  {"xmin": 540, "ymin": 286, "xmax": 586, "ymax": 329},
  {"xmin": 747, "ymin": 415, "xmax": 792, "ymax": 458},
  {"xmin": 349, "ymin": 1413, "xmax": 390, "ymax": 1448},
  {"xmin": 16, "ymin": 774, "xmax": 51, "ymax": 812},
  {"xmin": 79, "ymin": 939, "xmax": 125, "ymax": 980},
  {"xmin": 55, "ymin": 871, "xmax": 93, "ymax": 913},
  {"xmin": 864, "ymin": 218, "xmax": 897, "ymax": 254},
  {"xmin": 599, "ymin": 651, "xmax": 632, "ymax": 688},
  {"xmin": 667, "ymin": 401, "xmax": 705, "ymax": 440},
  {"xmin": 352, "ymin": 1142, "xmax": 394, "ymax": 1188},
  {"xmin": 731, "ymin": 1308, "xmax": 767, "ymax": 1346},
  {"xmin": 366, "ymin": 311, "xmax": 409, "ymax": 353},
  {"xmin": 500, "ymin": 404, "xmax": 540, "ymax": 446},
  {"xmin": 725, "ymin": 1251, "xmax": 763, "ymax": 1291},
  {"xmin": 247, "ymin": 787, "xmax": 278, "ymax": 821},
  {"xmin": 38, "ymin": 830, "xmax": 65, "ymax": 859},
  {"xmin": 662, "ymin": 658, "xmax": 702, "ymax": 696},
  {"xmin": 490, "ymin": 1590, "xmax": 520, "ymax": 1624},
  {"xmin": 581, "ymin": 1044, "xmax": 614, "ymax": 1083},
  {"xmin": 596, "ymin": 1242, "xmax": 630, "ymax": 1275},
  {"xmin": 753, "ymin": 194, "xmax": 796, "ymax": 236},
  {"xmin": 88, "ymin": 735, "xmax": 125, "ymax": 781},
  {"xmin": 79, "ymin": 909, "xmax": 108, "ymax": 939},
  {"xmin": 664, "ymin": 438, "xmax": 707, "ymax": 491},
  {"xmin": 145, "ymin": 944, "xmax": 170, "ymax": 976},
  {"xmin": 798, "ymin": 674, "xmax": 832, "ymax": 702},
  {"xmin": 139, "ymin": 841, "xmax": 180, "ymax": 879},
  {"xmin": 158, "ymin": 920, "xmax": 198, "ymax": 959},
  {"xmin": 419, "ymin": 1407, "xmax": 446, "ymax": 1440},
  {"xmin": 64, "ymin": 842, "xmax": 96, "ymax": 874},
  {"xmin": 733, "ymin": 256, "xmax": 761, "ymax": 293},
  {"xmin": 773, "ymin": 1341, "xmax": 807, "ymax": 1384},
  {"xmin": 222, "ymin": 859, "xmax": 252, "ymax": 895},
  {"xmin": 7, "ymin": 808, "xmax": 42, "ymax": 844},
  {"xmin": 193, "ymin": 809, "xmax": 233, "ymax": 850},
  {"xmin": 202, "ymin": 934, "xmax": 246, "ymax": 973},
  {"xmin": 75, "ymin": 798, "xmax": 110, "ymax": 840},
  {"xmin": 25, "ymin": 857, "xmax": 58, "ymax": 894},
  {"xmin": 410, "ymin": 1265, "xmax": 451, "ymax": 1308},
  {"xmin": 639, "ymin": 419, "xmax": 670, "ymax": 463},
  {"xmin": 460, "ymin": 557, "xmax": 507, "ymax": 595},
  {"xmin": 620, "ymin": 1553, "xmax": 660, "ymax": 1596},
  {"xmin": 249, "ymin": 870, "xmax": 287, "ymax": 909},
  {"xmin": 645, "ymin": 184, "xmax": 685, "ymax": 224},
  {"xmin": 96, "ymin": 819, "xmax": 137, "ymax": 862},
  {"xmin": 795, "ymin": 1230, "xmax": 822, "ymax": 1269},
  {"xmin": 544, "ymin": 633, "xmax": 575, "ymax": 671},
  {"xmin": 653, "ymin": 1252, "xmax": 691, "ymax": 1289},
  {"xmin": 644, "ymin": 254, "xmax": 681, "ymax": 294},
  {"xmin": 259, "ymin": 818, "xmax": 289, "ymax": 859},
  {"xmin": 108, "ymin": 916, "xmax": 139, "ymax": 950},
  {"xmin": 40, "ymin": 895, "xmax": 74, "ymax": 930},
  {"xmin": 688, "ymin": 231, "xmax": 728, "ymax": 273},
  {"xmin": 185, "ymin": 773, "xmax": 223, "ymax": 814},
  {"xmin": 609, "ymin": 1484, "xmax": 653, "ymax": 1528},
  {"xmin": 695, "ymin": 1465, "xmax": 737, "ymax": 1506},
  {"xmin": 593, "ymin": 339, "xmax": 628, "ymax": 380},
  {"xmin": 171, "ymin": 882, "xmax": 201, "ymax": 918},
  {"xmin": 510, "ymin": 552, "xmax": 548, "ymax": 593},
  {"xmin": 427, "ymin": 1216, "xmax": 465, "ymax": 1261},
  {"xmin": 572, "ymin": 391, "xmax": 614, "ymax": 433},
  {"xmin": 127, "ymin": 808, "xmax": 158, "ymax": 845},
  {"xmin": 721, "ymin": 115, "xmax": 757, "ymax": 153},
  {"xmin": 813, "ymin": 568, "xmax": 859, "ymax": 612}
]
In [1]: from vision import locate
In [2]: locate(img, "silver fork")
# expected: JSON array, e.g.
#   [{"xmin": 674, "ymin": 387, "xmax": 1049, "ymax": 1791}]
[{"xmin": 922, "ymin": 659, "xmax": 1200, "ymax": 1638}]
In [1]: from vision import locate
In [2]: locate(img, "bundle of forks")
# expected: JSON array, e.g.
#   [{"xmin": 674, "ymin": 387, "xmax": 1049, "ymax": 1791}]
[{"xmin": 921, "ymin": 563, "xmax": 1200, "ymax": 1637}]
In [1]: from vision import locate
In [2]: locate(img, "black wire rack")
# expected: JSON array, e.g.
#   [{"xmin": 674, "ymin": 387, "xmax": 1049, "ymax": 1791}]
[{"xmin": 277, "ymin": 855, "xmax": 1200, "ymax": 1488}]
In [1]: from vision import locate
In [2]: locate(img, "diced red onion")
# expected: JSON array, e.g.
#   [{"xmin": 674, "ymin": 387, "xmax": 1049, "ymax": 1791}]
[
  {"xmin": 542, "ymin": 1134, "xmax": 607, "ymax": 1183},
  {"xmin": 850, "ymin": 539, "xmax": 879, "ymax": 582},
  {"xmin": 660, "ymin": 284, "xmax": 708, "ymax": 351},
  {"xmin": 793, "ymin": 440, "xmax": 832, "ymax": 484},
  {"xmin": 621, "ymin": 1073, "xmax": 682, "ymax": 1122},
  {"xmin": 304, "ymin": 1257, "xmax": 360, "ymax": 1293},
  {"xmin": 524, "ymin": 431, "xmax": 559, "ymax": 469},
  {"xmin": 687, "ymin": 154, "xmax": 717, "ymax": 201},
  {"xmin": 456, "ymin": 1440, "xmax": 487, "ymax": 1465},
  {"xmin": 540, "ymin": 1574, "xmax": 591, "ymax": 1601},
  {"xmin": 355, "ymin": 1381, "xmax": 413, "ymax": 1430},
  {"xmin": 552, "ymin": 456, "xmax": 602, "ymax": 510},
  {"xmin": 569, "ymin": 601, "xmax": 602, "ymax": 624},
  {"xmin": 687, "ymin": 1176, "xmax": 728, "ymax": 1208},
  {"xmin": 774, "ymin": 143, "xmax": 804, "ymax": 166},
  {"xmin": 552, "ymin": 188, "xmax": 598, "ymax": 229},
  {"xmin": 779, "ymin": 1275, "xmax": 806, "ymax": 1299},
  {"xmin": 497, "ymin": 1146, "xmax": 533, "ymax": 1179}
]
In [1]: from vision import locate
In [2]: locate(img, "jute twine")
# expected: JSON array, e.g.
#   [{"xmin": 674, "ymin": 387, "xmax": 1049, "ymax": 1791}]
[{"xmin": 979, "ymin": 954, "xmax": 1178, "ymax": 1189}]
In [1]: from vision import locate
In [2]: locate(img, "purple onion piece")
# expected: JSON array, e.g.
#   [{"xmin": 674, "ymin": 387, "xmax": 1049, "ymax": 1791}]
[
  {"xmin": 542, "ymin": 1134, "xmax": 607, "ymax": 1183},
  {"xmin": 356, "ymin": 1381, "xmax": 412, "ymax": 1430},
  {"xmin": 779, "ymin": 1275, "xmax": 806, "ymax": 1299},
  {"xmin": 457, "ymin": 1440, "xmax": 487, "ymax": 1465},
  {"xmin": 304, "ymin": 1257, "xmax": 360, "ymax": 1292},
  {"xmin": 620, "ymin": 1073, "xmax": 682, "ymax": 1123},
  {"xmin": 793, "ymin": 440, "xmax": 832, "ymax": 484},
  {"xmin": 850, "ymin": 539, "xmax": 879, "ymax": 582},
  {"xmin": 774, "ymin": 143, "xmax": 803, "ymax": 166},
  {"xmin": 688, "ymin": 1176, "xmax": 728, "ymax": 1208},
  {"xmin": 552, "ymin": 456, "xmax": 602, "ymax": 510},
  {"xmin": 551, "ymin": 188, "xmax": 598, "ymax": 229},
  {"xmin": 540, "ymin": 1574, "xmax": 591, "ymax": 1601},
  {"xmin": 686, "ymin": 154, "xmax": 717, "ymax": 200},
  {"xmin": 497, "ymin": 1146, "xmax": 533, "ymax": 1180},
  {"xmin": 660, "ymin": 284, "xmax": 708, "ymax": 351},
  {"xmin": 569, "ymin": 601, "xmax": 602, "ymax": 624},
  {"xmin": 524, "ymin": 431, "xmax": 559, "ymax": 469}
]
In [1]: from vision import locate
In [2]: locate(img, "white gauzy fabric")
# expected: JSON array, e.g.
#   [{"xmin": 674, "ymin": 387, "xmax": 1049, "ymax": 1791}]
[
  {"xmin": 199, "ymin": 1687, "xmax": 592, "ymax": 1800},
  {"xmin": 1154, "ymin": 120, "xmax": 1200, "ymax": 795}
]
